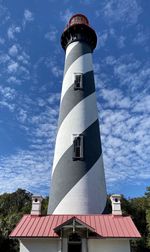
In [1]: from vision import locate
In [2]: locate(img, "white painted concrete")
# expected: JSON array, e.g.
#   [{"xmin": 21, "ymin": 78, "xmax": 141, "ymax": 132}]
[
  {"xmin": 62, "ymin": 238, "xmax": 67, "ymax": 252},
  {"xmin": 65, "ymin": 41, "xmax": 79, "ymax": 58},
  {"xmin": 20, "ymin": 238, "xmax": 59, "ymax": 252},
  {"xmin": 110, "ymin": 194, "xmax": 122, "ymax": 215},
  {"xmin": 52, "ymin": 93, "xmax": 98, "ymax": 175},
  {"xmin": 53, "ymin": 155, "xmax": 107, "ymax": 214},
  {"xmin": 61, "ymin": 53, "xmax": 93, "ymax": 101},
  {"xmin": 20, "ymin": 238, "xmax": 131, "ymax": 252},
  {"xmin": 31, "ymin": 196, "xmax": 43, "ymax": 215},
  {"xmin": 88, "ymin": 239, "xmax": 131, "ymax": 252}
]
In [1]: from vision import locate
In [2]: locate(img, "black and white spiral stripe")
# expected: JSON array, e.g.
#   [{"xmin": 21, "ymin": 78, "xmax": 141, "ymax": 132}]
[{"xmin": 48, "ymin": 41, "xmax": 107, "ymax": 214}]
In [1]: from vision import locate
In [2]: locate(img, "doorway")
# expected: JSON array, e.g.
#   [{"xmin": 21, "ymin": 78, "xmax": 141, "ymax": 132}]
[
  {"xmin": 68, "ymin": 233, "xmax": 82, "ymax": 252},
  {"xmin": 68, "ymin": 243, "xmax": 81, "ymax": 252}
]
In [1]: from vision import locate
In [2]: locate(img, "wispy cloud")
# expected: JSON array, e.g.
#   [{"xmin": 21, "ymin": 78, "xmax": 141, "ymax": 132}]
[
  {"xmin": 45, "ymin": 28, "xmax": 58, "ymax": 42},
  {"xmin": 99, "ymin": 102, "xmax": 150, "ymax": 190},
  {"xmin": 7, "ymin": 25, "xmax": 21, "ymax": 40},
  {"xmin": 60, "ymin": 9, "xmax": 73, "ymax": 23},
  {"xmin": 6, "ymin": 45, "xmax": 31, "ymax": 83},
  {"xmin": 24, "ymin": 9, "xmax": 34, "ymax": 22},
  {"xmin": 0, "ymin": 3, "xmax": 10, "ymax": 25},
  {"xmin": 8, "ymin": 45, "xmax": 18, "ymax": 57},
  {"xmin": 23, "ymin": 9, "xmax": 34, "ymax": 28},
  {"xmin": 133, "ymin": 26, "xmax": 150, "ymax": 46},
  {"xmin": 93, "ymin": 48, "xmax": 150, "ymax": 191},
  {"xmin": 0, "ymin": 150, "xmax": 50, "ymax": 195},
  {"xmin": 117, "ymin": 36, "xmax": 125, "ymax": 48},
  {"xmin": 7, "ymin": 61, "xmax": 19, "ymax": 73},
  {"xmin": 45, "ymin": 58, "xmax": 63, "ymax": 78},
  {"xmin": 0, "ymin": 86, "xmax": 16, "ymax": 111},
  {"xmin": 0, "ymin": 91, "xmax": 60, "ymax": 194},
  {"xmin": 101, "ymin": 0, "xmax": 142, "ymax": 25}
]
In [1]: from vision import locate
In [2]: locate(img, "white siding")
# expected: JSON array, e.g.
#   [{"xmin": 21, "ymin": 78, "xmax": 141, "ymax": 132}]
[
  {"xmin": 20, "ymin": 238, "xmax": 59, "ymax": 252},
  {"xmin": 88, "ymin": 239, "xmax": 130, "ymax": 252},
  {"xmin": 20, "ymin": 238, "xmax": 131, "ymax": 252}
]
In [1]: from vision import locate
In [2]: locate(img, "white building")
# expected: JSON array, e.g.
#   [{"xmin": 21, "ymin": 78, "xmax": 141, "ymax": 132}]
[{"xmin": 10, "ymin": 194, "xmax": 141, "ymax": 252}]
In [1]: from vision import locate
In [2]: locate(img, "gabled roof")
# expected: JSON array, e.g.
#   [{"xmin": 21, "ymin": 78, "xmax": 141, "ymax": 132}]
[
  {"xmin": 10, "ymin": 214, "xmax": 141, "ymax": 239},
  {"xmin": 54, "ymin": 216, "xmax": 98, "ymax": 237},
  {"xmin": 54, "ymin": 216, "xmax": 96, "ymax": 233}
]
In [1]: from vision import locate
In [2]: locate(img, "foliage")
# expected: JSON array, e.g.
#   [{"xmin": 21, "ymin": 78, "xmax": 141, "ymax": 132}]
[
  {"xmin": 0, "ymin": 188, "xmax": 150, "ymax": 251},
  {"xmin": 0, "ymin": 189, "xmax": 32, "ymax": 251},
  {"xmin": 146, "ymin": 187, "xmax": 150, "ymax": 249}
]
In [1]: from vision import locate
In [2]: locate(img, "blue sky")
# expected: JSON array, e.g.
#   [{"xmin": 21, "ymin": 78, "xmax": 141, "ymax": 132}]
[{"xmin": 0, "ymin": 0, "xmax": 149, "ymax": 198}]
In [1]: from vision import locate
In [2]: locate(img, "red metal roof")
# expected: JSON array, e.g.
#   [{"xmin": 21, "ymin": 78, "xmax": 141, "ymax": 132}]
[{"xmin": 10, "ymin": 214, "xmax": 141, "ymax": 239}]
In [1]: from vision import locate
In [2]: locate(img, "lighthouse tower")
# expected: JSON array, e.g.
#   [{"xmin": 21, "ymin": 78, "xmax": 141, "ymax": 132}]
[{"xmin": 48, "ymin": 14, "xmax": 107, "ymax": 214}]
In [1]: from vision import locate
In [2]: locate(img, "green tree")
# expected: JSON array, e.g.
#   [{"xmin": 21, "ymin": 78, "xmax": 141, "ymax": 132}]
[
  {"xmin": 146, "ymin": 187, "xmax": 150, "ymax": 248},
  {"xmin": 0, "ymin": 189, "xmax": 32, "ymax": 252}
]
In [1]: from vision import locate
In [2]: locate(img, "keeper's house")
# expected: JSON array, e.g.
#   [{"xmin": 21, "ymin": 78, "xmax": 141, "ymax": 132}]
[{"xmin": 10, "ymin": 195, "xmax": 141, "ymax": 252}]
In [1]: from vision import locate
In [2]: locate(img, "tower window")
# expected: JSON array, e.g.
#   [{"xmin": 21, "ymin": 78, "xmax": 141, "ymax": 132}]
[
  {"xmin": 73, "ymin": 135, "xmax": 84, "ymax": 160},
  {"xmin": 74, "ymin": 73, "xmax": 83, "ymax": 90}
]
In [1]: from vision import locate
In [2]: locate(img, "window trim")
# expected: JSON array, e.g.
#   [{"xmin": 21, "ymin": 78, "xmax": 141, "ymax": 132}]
[
  {"xmin": 72, "ymin": 134, "xmax": 84, "ymax": 160},
  {"xmin": 74, "ymin": 73, "xmax": 83, "ymax": 90}
]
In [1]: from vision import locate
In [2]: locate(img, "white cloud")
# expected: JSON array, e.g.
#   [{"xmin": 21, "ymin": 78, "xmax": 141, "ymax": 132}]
[
  {"xmin": 17, "ymin": 51, "xmax": 30, "ymax": 65},
  {"xmin": 110, "ymin": 55, "xmax": 150, "ymax": 92},
  {"xmin": 60, "ymin": 9, "xmax": 73, "ymax": 23},
  {"xmin": 0, "ymin": 100, "xmax": 15, "ymax": 111},
  {"xmin": 133, "ymin": 27, "xmax": 150, "ymax": 46},
  {"xmin": 0, "ymin": 54, "xmax": 10, "ymax": 64},
  {"xmin": 93, "ymin": 53, "xmax": 150, "ymax": 190},
  {"xmin": 0, "ymin": 150, "xmax": 50, "ymax": 195},
  {"xmin": 97, "ymin": 31, "xmax": 108, "ymax": 48},
  {"xmin": 7, "ymin": 76, "xmax": 20, "ymax": 84},
  {"xmin": 118, "ymin": 36, "xmax": 125, "ymax": 48},
  {"xmin": 24, "ymin": 9, "xmax": 34, "ymax": 22},
  {"xmin": 0, "ymin": 86, "xmax": 16, "ymax": 100},
  {"xmin": 7, "ymin": 61, "xmax": 18, "ymax": 73},
  {"xmin": 0, "ymin": 92, "xmax": 61, "ymax": 194},
  {"xmin": 97, "ymin": 88, "xmax": 150, "ymax": 190},
  {"xmin": 45, "ymin": 29, "xmax": 58, "ymax": 42},
  {"xmin": 101, "ymin": 88, "xmax": 131, "ymax": 109},
  {"xmin": 17, "ymin": 109, "xmax": 27, "ymax": 123},
  {"xmin": 4, "ymin": 45, "xmax": 31, "ymax": 83},
  {"xmin": 0, "ymin": 3, "xmax": 10, "ymax": 25},
  {"xmin": 101, "ymin": 0, "xmax": 142, "ymax": 25},
  {"xmin": 45, "ymin": 58, "xmax": 63, "ymax": 78},
  {"xmin": 133, "ymin": 95, "xmax": 150, "ymax": 113},
  {"xmin": 97, "ymin": 30, "xmax": 126, "ymax": 49},
  {"xmin": 22, "ymin": 9, "xmax": 34, "ymax": 28},
  {"xmin": 0, "ymin": 86, "xmax": 16, "ymax": 111},
  {"xmin": 7, "ymin": 25, "xmax": 21, "ymax": 40},
  {"xmin": 9, "ymin": 44, "xmax": 18, "ymax": 57}
]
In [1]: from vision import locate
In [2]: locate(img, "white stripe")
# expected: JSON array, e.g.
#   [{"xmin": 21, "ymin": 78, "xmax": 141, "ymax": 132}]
[
  {"xmin": 61, "ymin": 53, "xmax": 93, "ymax": 101},
  {"xmin": 65, "ymin": 41, "xmax": 79, "ymax": 58},
  {"xmin": 52, "ymin": 93, "xmax": 98, "ymax": 175},
  {"xmin": 53, "ymin": 155, "xmax": 107, "ymax": 214}
]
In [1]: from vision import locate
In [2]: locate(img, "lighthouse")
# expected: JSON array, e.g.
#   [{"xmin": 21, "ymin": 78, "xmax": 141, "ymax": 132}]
[
  {"xmin": 10, "ymin": 14, "xmax": 141, "ymax": 252},
  {"xmin": 48, "ymin": 14, "xmax": 107, "ymax": 214}
]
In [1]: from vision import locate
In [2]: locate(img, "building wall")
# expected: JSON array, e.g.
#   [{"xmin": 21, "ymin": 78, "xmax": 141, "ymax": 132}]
[
  {"xmin": 20, "ymin": 237, "xmax": 130, "ymax": 252},
  {"xmin": 88, "ymin": 239, "xmax": 130, "ymax": 252},
  {"xmin": 20, "ymin": 238, "xmax": 60, "ymax": 252}
]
